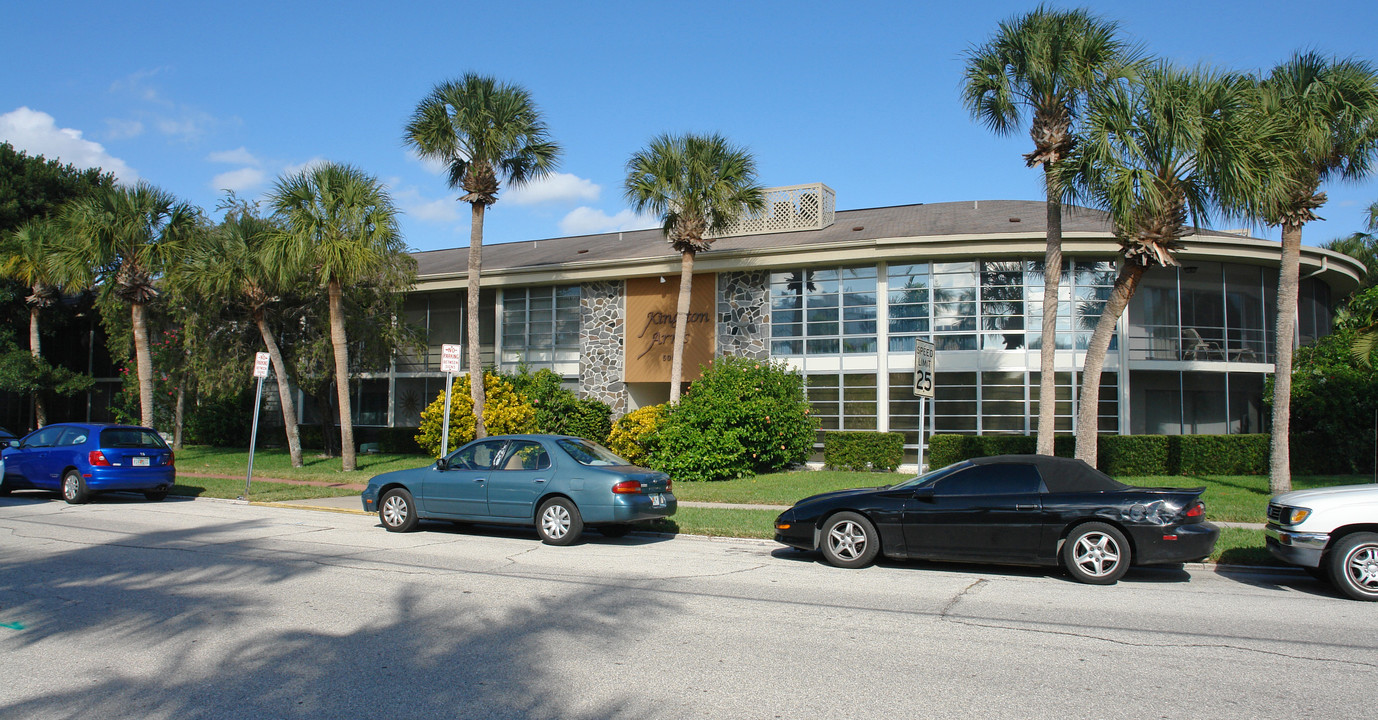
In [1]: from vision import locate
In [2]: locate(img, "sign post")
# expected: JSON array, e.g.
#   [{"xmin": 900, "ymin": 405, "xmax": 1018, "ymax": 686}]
[
  {"xmin": 242, "ymin": 352, "xmax": 271, "ymax": 500},
  {"xmin": 439, "ymin": 344, "xmax": 462, "ymax": 458},
  {"xmin": 912, "ymin": 339, "xmax": 936, "ymax": 472}
]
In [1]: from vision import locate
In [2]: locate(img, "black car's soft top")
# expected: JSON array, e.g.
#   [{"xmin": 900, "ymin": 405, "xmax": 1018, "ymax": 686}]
[{"xmin": 969, "ymin": 454, "xmax": 1130, "ymax": 493}]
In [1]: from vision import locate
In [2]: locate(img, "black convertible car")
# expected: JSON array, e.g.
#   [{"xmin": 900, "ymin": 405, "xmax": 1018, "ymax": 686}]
[{"xmin": 774, "ymin": 455, "xmax": 1218, "ymax": 584}]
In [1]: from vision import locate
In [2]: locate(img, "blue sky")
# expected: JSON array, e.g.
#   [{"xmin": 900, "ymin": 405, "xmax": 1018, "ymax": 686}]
[{"xmin": 4, "ymin": 1, "xmax": 1376, "ymax": 253}]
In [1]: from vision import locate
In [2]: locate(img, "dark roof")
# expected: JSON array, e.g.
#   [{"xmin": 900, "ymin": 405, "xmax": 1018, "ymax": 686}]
[
  {"xmin": 969, "ymin": 454, "xmax": 1128, "ymax": 493},
  {"xmin": 412, "ymin": 200, "xmax": 1129, "ymax": 277}
]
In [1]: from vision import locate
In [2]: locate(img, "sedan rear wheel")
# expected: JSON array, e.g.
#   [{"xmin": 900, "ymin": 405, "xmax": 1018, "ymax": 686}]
[
  {"xmin": 1328, "ymin": 532, "xmax": 1378, "ymax": 601},
  {"xmin": 819, "ymin": 512, "xmax": 880, "ymax": 569},
  {"xmin": 536, "ymin": 497, "xmax": 583, "ymax": 546},
  {"xmin": 62, "ymin": 470, "xmax": 90, "ymax": 505},
  {"xmin": 379, "ymin": 488, "xmax": 418, "ymax": 532},
  {"xmin": 1062, "ymin": 522, "xmax": 1130, "ymax": 585}
]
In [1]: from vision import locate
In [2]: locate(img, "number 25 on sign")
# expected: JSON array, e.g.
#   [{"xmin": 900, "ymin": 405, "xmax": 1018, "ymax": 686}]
[{"xmin": 913, "ymin": 339, "xmax": 935, "ymax": 398}]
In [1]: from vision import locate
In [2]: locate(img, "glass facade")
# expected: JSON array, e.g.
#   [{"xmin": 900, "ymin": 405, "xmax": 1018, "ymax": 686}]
[
  {"xmin": 500, "ymin": 285, "xmax": 581, "ymax": 370},
  {"xmin": 770, "ymin": 266, "xmax": 878, "ymax": 355}
]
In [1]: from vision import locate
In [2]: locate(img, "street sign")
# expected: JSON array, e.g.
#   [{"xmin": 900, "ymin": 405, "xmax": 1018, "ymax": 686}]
[
  {"xmin": 440, "ymin": 343, "xmax": 462, "ymax": 373},
  {"xmin": 912, "ymin": 339, "xmax": 935, "ymax": 398},
  {"xmin": 253, "ymin": 352, "xmax": 271, "ymax": 378}
]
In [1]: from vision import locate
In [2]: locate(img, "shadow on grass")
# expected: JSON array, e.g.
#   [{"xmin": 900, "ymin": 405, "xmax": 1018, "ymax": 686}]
[{"xmin": 0, "ymin": 510, "xmax": 672, "ymax": 718}]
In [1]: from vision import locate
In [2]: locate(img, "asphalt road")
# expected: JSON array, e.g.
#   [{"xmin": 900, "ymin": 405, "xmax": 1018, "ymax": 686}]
[{"xmin": 1, "ymin": 493, "xmax": 1374, "ymax": 720}]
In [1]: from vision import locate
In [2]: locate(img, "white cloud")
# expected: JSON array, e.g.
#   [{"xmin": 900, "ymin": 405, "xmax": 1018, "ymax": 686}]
[
  {"xmin": 207, "ymin": 146, "xmax": 261, "ymax": 166},
  {"xmin": 104, "ymin": 118, "xmax": 144, "ymax": 140},
  {"xmin": 0, "ymin": 107, "xmax": 138, "ymax": 183},
  {"xmin": 393, "ymin": 186, "xmax": 461, "ymax": 223},
  {"xmin": 506, "ymin": 172, "xmax": 601, "ymax": 206},
  {"xmin": 210, "ymin": 167, "xmax": 266, "ymax": 193},
  {"xmin": 559, "ymin": 207, "xmax": 658, "ymax": 236},
  {"xmin": 283, "ymin": 156, "xmax": 329, "ymax": 176},
  {"xmin": 405, "ymin": 149, "xmax": 450, "ymax": 176}
]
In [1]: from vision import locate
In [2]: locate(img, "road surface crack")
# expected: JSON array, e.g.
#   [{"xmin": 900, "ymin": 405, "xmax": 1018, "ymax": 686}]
[{"xmin": 939, "ymin": 578, "xmax": 988, "ymax": 617}]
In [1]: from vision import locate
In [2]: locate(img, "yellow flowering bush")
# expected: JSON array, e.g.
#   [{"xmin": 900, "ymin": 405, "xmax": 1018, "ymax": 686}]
[
  {"xmin": 415, "ymin": 371, "xmax": 538, "ymax": 456},
  {"xmin": 606, "ymin": 403, "xmax": 668, "ymax": 465}
]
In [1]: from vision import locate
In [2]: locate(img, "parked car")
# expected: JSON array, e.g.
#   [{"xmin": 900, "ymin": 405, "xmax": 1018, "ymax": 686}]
[
  {"xmin": 773, "ymin": 455, "xmax": 1219, "ymax": 584},
  {"xmin": 1266, "ymin": 484, "xmax": 1378, "ymax": 601},
  {"xmin": 0, "ymin": 422, "xmax": 176, "ymax": 504},
  {"xmin": 361, "ymin": 434, "xmax": 676, "ymax": 545}
]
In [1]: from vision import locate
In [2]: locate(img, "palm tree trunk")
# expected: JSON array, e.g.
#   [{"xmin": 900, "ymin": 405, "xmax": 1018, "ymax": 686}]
[
  {"xmin": 1269, "ymin": 221, "xmax": 1303, "ymax": 494},
  {"xmin": 1075, "ymin": 263, "xmax": 1145, "ymax": 466},
  {"xmin": 468, "ymin": 201, "xmax": 487, "ymax": 439},
  {"xmin": 328, "ymin": 280, "xmax": 356, "ymax": 471},
  {"xmin": 669, "ymin": 251, "xmax": 695, "ymax": 403},
  {"xmin": 173, "ymin": 380, "xmax": 185, "ymax": 449},
  {"xmin": 1038, "ymin": 185, "xmax": 1063, "ymax": 455},
  {"xmin": 29, "ymin": 303, "xmax": 46, "ymax": 428},
  {"xmin": 257, "ymin": 316, "xmax": 304, "ymax": 467},
  {"xmin": 131, "ymin": 301, "xmax": 156, "ymax": 428}
]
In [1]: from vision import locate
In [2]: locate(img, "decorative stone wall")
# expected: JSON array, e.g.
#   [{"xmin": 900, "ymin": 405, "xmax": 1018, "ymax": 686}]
[
  {"xmin": 579, "ymin": 280, "xmax": 626, "ymax": 416},
  {"xmin": 717, "ymin": 271, "xmax": 770, "ymax": 359}
]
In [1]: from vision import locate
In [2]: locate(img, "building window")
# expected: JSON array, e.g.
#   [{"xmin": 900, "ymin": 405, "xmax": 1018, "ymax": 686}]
[
  {"xmin": 932, "ymin": 262, "xmax": 978, "ymax": 351},
  {"xmin": 501, "ymin": 285, "xmax": 580, "ymax": 369},
  {"xmin": 1025, "ymin": 259, "xmax": 1116, "ymax": 350},
  {"xmin": 1129, "ymin": 370, "xmax": 1264, "ymax": 435},
  {"xmin": 887, "ymin": 262, "xmax": 930, "ymax": 352},
  {"xmin": 770, "ymin": 267, "xmax": 876, "ymax": 355}
]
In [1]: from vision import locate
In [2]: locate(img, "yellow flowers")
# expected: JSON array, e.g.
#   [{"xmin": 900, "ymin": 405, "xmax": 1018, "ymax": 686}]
[{"xmin": 414, "ymin": 371, "xmax": 537, "ymax": 456}]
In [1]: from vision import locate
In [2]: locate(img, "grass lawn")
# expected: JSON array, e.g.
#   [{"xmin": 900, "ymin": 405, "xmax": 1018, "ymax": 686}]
[
  {"xmin": 176, "ymin": 446, "xmax": 429, "ymax": 483},
  {"xmin": 171, "ymin": 476, "xmax": 359, "ymax": 502}
]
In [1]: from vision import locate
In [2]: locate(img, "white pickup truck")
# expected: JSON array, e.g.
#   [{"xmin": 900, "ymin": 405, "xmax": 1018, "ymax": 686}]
[{"xmin": 1266, "ymin": 484, "xmax": 1378, "ymax": 601}]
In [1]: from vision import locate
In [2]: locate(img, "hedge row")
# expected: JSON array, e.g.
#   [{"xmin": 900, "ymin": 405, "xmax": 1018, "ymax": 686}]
[
  {"xmin": 927, "ymin": 433, "xmax": 1275, "ymax": 476},
  {"xmin": 822, "ymin": 432, "xmax": 904, "ymax": 472}
]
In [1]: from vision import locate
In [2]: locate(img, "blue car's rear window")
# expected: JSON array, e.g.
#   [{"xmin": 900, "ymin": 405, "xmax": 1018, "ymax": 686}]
[{"xmin": 100, "ymin": 429, "xmax": 167, "ymax": 449}]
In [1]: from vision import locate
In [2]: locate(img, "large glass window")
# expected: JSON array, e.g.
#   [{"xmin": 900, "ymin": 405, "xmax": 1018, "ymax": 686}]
[
  {"xmin": 500, "ymin": 285, "xmax": 580, "ymax": 369},
  {"xmin": 1129, "ymin": 371, "xmax": 1267, "ymax": 435},
  {"xmin": 805, "ymin": 373, "xmax": 878, "ymax": 457},
  {"xmin": 887, "ymin": 263, "xmax": 930, "ymax": 352},
  {"xmin": 981, "ymin": 261, "xmax": 1025, "ymax": 350},
  {"xmin": 770, "ymin": 267, "xmax": 876, "ymax": 355},
  {"xmin": 932, "ymin": 262, "xmax": 978, "ymax": 350}
]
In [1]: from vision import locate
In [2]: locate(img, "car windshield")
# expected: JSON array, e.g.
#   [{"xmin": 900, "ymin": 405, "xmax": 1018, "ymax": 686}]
[
  {"xmin": 889, "ymin": 461, "xmax": 971, "ymax": 490},
  {"xmin": 100, "ymin": 428, "xmax": 167, "ymax": 449},
  {"xmin": 557, "ymin": 438, "xmax": 630, "ymax": 467}
]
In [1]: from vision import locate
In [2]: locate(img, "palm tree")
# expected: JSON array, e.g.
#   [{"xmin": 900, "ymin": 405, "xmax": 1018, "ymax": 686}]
[
  {"xmin": 962, "ymin": 4, "xmax": 1141, "ymax": 455},
  {"xmin": 1059, "ymin": 64, "xmax": 1288, "ymax": 466},
  {"xmin": 59, "ymin": 182, "xmax": 197, "ymax": 428},
  {"xmin": 1258, "ymin": 53, "xmax": 1378, "ymax": 495},
  {"xmin": 177, "ymin": 207, "xmax": 307, "ymax": 466},
  {"xmin": 268, "ymin": 163, "xmax": 410, "ymax": 472},
  {"xmin": 404, "ymin": 74, "xmax": 560, "ymax": 439},
  {"xmin": 625, "ymin": 133, "xmax": 765, "ymax": 403},
  {"xmin": 0, "ymin": 218, "xmax": 65, "ymax": 427}
]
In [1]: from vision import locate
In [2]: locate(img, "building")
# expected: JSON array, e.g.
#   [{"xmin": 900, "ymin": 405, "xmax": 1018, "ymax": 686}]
[{"xmin": 348, "ymin": 184, "xmax": 1363, "ymax": 465}]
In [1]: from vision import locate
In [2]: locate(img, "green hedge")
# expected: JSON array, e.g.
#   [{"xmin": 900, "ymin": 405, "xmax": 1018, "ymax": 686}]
[
  {"xmin": 927, "ymin": 432, "xmax": 1280, "ymax": 476},
  {"xmin": 823, "ymin": 432, "xmax": 904, "ymax": 471}
]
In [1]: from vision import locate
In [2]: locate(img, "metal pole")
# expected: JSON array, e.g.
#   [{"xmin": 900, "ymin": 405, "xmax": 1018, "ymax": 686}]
[
  {"xmin": 243, "ymin": 375, "xmax": 265, "ymax": 499},
  {"xmin": 439, "ymin": 372, "xmax": 454, "ymax": 458},
  {"xmin": 918, "ymin": 395, "xmax": 927, "ymax": 473}
]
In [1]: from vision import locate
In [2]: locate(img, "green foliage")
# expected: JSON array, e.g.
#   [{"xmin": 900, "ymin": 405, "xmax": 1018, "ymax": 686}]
[
  {"xmin": 374, "ymin": 428, "xmax": 423, "ymax": 455},
  {"xmin": 415, "ymin": 371, "xmax": 537, "ymax": 456},
  {"xmin": 1276, "ymin": 323, "xmax": 1378, "ymax": 473},
  {"xmin": 647, "ymin": 357, "xmax": 818, "ymax": 482},
  {"xmin": 0, "ymin": 343, "xmax": 95, "ymax": 396},
  {"xmin": 1097, "ymin": 435, "xmax": 1170, "ymax": 476},
  {"xmin": 1176, "ymin": 435, "xmax": 1269, "ymax": 475},
  {"xmin": 606, "ymin": 404, "xmax": 668, "ymax": 465},
  {"xmin": 185, "ymin": 391, "xmax": 254, "ymax": 447},
  {"xmin": 507, "ymin": 367, "xmax": 612, "ymax": 442},
  {"xmin": 928, "ymin": 433, "xmax": 1276, "ymax": 476},
  {"xmin": 823, "ymin": 432, "xmax": 904, "ymax": 471},
  {"xmin": 0, "ymin": 141, "xmax": 115, "ymax": 233}
]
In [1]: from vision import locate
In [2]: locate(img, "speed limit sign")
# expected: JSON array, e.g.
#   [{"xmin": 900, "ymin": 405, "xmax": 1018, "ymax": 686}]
[{"xmin": 912, "ymin": 339, "xmax": 935, "ymax": 398}]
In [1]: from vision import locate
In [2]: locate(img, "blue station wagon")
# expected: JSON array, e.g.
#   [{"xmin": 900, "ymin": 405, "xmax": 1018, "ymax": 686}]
[
  {"xmin": 0, "ymin": 423, "xmax": 176, "ymax": 504},
  {"xmin": 361, "ymin": 434, "xmax": 676, "ymax": 545}
]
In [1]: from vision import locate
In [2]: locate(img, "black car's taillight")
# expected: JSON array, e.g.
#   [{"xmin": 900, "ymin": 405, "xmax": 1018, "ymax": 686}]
[{"xmin": 1185, "ymin": 501, "xmax": 1205, "ymax": 518}]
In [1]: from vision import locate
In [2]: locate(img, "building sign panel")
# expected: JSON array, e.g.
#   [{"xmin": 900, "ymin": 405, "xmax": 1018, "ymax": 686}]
[{"xmin": 625, "ymin": 274, "xmax": 717, "ymax": 383}]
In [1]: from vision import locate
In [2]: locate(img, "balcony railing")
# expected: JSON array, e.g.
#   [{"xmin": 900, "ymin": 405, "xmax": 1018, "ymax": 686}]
[{"xmin": 711, "ymin": 183, "xmax": 836, "ymax": 238}]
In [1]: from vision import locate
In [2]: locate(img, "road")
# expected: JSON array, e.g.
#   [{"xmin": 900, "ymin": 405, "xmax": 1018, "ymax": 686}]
[{"xmin": 1, "ymin": 493, "xmax": 1374, "ymax": 719}]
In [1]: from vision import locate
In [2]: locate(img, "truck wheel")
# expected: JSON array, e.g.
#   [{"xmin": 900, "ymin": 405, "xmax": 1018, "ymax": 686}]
[{"xmin": 1328, "ymin": 532, "xmax": 1378, "ymax": 601}]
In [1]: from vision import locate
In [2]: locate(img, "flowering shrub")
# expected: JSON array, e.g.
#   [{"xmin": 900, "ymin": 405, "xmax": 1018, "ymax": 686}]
[
  {"xmin": 415, "ymin": 371, "xmax": 537, "ymax": 456},
  {"xmin": 508, "ymin": 367, "xmax": 612, "ymax": 442},
  {"xmin": 606, "ymin": 403, "xmax": 668, "ymax": 465}
]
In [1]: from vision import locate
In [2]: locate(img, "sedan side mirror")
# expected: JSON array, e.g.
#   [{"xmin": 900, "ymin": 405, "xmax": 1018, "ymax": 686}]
[{"xmin": 435, "ymin": 457, "xmax": 449, "ymax": 471}]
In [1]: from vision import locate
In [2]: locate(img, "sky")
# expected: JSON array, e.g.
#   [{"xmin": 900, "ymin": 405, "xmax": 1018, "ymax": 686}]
[{"xmin": 4, "ymin": 0, "xmax": 1377, "ymax": 253}]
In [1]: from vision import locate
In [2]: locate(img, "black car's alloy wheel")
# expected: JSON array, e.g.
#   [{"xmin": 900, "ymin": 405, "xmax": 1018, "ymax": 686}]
[
  {"xmin": 62, "ymin": 470, "xmax": 90, "ymax": 505},
  {"xmin": 1329, "ymin": 532, "xmax": 1378, "ymax": 601},
  {"xmin": 536, "ymin": 497, "xmax": 583, "ymax": 546},
  {"xmin": 1062, "ymin": 522, "xmax": 1130, "ymax": 584},
  {"xmin": 379, "ymin": 489, "xmax": 418, "ymax": 532},
  {"xmin": 819, "ymin": 512, "xmax": 880, "ymax": 569}
]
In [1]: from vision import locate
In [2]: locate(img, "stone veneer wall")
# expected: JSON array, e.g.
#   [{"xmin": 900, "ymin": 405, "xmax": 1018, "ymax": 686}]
[
  {"xmin": 579, "ymin": 280, "xmax": 626, "ymax": 416},
  {"xmin": 717, "ymin": 271, "xmax": 770, "ymax": 359}
]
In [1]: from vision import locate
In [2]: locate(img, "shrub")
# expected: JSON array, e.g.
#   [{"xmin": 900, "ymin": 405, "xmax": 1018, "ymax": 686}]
[
  {"xmin": 415, "ymin": 371, "xmax": 537, "ymax": 456},
  {"xmin": 375, "ymin": 427, "xmax": 423, "ymax": 455},
  {"xmin": 1176, "ymin": 434, "xmax": 1269, "ymax": 475},
  {"xmin": 648, "ymin": 357, "xmax": 818, "ymax": 482},
  {"xmin": 185, "ymin": 391, "xmax": 254, "ymax": 447},
  {"xmin": 606, "ymin": 404, "xmax": 667, "ymax": 465},
  {"xmin": 823, "ymin": 432, "xmax": 904, "ymax": 471},
  {"xmin": 926, "ymin": 432, "xmax": 1273, "ymax": 476},
  {"xmin": 507, "ymin": 367, "xmax": 613, "ymax": 443}
]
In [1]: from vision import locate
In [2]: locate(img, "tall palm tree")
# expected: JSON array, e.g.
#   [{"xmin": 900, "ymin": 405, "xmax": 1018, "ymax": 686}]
[
  {"xmin": 962, "ymin": 4, "xmax": 1141, "ymax": 456},
  {"xmin": 1258, "ymin": 53, "xmax": 1378, "ymax": 495},
  {"xmin": 59, "ymin": 182, "xmax": 197, "ymax": 428},
  {"xmin": 0, "ymin": 218, "xmax": 65, "ymax": 427},
  {"xmin": 268, "ymin": 163, "xmax": 410, "ymax": 472},
  {"xmin": 1059, "ymin": 64, "xmax": 1288, "ymax": 466},
  {"xmin": 177, "ymin": 209, "xmax": 307, "ymax": 466},
  {"xmin": 624, "ymin": 133, "xmax": 765, "ymax": 402},
  {"xmin": 404, "ymin": 74, "xmax": 560, "ymax": 439}
]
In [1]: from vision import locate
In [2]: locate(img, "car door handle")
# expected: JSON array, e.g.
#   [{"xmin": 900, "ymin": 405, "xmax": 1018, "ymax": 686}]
[
  {"xmin": 1016, "ymin": 504, "xmax": 1038, "ymax": 511},
  {"xmin": 474, "ymin": 477, "xmax": 487, "ymax": 483},
  {"xmin": 533, "ymin": 478, "xmax": 547, "ymax": 483}
]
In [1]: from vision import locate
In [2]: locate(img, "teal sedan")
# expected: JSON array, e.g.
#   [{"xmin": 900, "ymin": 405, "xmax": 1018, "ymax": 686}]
[{"xmin": 361, "ymin": 434, "xmax": 676, "ymax": 545}]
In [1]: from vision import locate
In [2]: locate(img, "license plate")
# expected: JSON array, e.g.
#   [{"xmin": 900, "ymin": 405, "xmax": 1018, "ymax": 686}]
[
  {"xmin": 650, "ymin": 493, "xmax": 665, "ymax": 508},
  {"xmin": 132, "ymin": 457, "xmax": 150, "ymax": 467}
]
